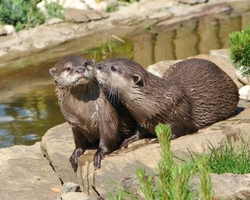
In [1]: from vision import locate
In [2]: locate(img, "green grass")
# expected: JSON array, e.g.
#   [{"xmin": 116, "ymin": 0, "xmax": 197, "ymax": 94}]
[{"xmin": 203, "ymin": 139, "xmax": 250, "ymax": 174}]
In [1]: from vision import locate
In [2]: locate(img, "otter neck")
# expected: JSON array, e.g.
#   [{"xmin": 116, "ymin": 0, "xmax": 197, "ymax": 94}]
[{"xmin": 56, "ymin": 80, "xmax": 100, "ymax": 102}]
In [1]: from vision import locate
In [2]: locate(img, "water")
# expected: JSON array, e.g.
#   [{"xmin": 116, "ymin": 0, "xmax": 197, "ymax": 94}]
[{"xmin": 0, "ymin": 10, "xmax": 250, "ymax": 148}]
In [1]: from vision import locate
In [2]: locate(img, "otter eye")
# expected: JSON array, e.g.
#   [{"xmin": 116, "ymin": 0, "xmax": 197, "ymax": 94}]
[
  {"xmin": 64, "ymin": 67, "xmax": 70, "ymax": 72},
  {"xmin": 111, "ymin": 66, "xmax": 117, "ymax": 72},
  {"xmin": 84, "ymin": 62, "xmax": 88, "ymax": 67}
]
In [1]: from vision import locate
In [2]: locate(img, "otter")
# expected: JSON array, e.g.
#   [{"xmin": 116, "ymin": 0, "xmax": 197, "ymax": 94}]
[
  {"xmin": 95, "ymin": 58, "xmax": 239, "ymax": 145},
  {"xmin": 49, "ymin": 55, "xmax": 137, "ymax": 171}
]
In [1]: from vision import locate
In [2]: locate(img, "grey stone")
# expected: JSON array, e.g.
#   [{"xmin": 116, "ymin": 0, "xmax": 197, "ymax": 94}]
[
  {"xmin": 148, "ymin": 49, "xmax": 242, "ymax": 88},
  {"xmin": 0, "ymin": 25, "xmax": 7, "ymax": 36},
  {"xmin": 178, "ymin": 0, "xmax": 207, "ymax": 5},
  {"xmin": 65, "ymin": 8, "xmax": 109, "ymax": 22},
  {"xmin": 0, "ymin": 142, "xmax": 62, "ymax": 200},
  {"xmin": 157, "ymin": 3, "xmax": 233, "ymax": 28},
  {"xmin": 41, "ymin": 123, "xmax": 76, "ymax": 183},
  {"xmin": 191, "ymin": 173, "xmax": 250, "ymax": 200}
]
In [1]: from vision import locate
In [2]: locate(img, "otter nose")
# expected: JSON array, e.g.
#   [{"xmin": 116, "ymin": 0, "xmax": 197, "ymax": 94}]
[
  {"xmin": 76, "ymin": 66, "xmax": 85, "ymax": 73},
  {"xmin": 96, "ymin": 63, "xmax": 103, "ymax": 70}
]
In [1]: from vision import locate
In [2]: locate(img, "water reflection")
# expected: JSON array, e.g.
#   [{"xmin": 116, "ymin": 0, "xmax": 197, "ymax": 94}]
[
  {"xmin": 132, "ymin": 13, "xmax": 249, "ymax": 67},
  {"xmin": 0, "ymin": 10, "xmax": 250, "ymax": 148},
  {"xmin": 0, "ymin": 85, "xmax": 64, "ymax": 147}
]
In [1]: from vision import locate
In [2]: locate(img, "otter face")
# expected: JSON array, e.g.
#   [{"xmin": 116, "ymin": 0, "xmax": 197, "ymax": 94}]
[
  {"xmin": 95, "ymin": 58, "xmax": 144, "ymax": 95},
  {"xmin": 49, "ymin": 55, "xmax": 95, "ymax": 88}
]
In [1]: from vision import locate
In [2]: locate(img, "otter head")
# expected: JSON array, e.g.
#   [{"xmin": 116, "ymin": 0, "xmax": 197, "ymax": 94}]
[
  {"xmin": 49, "ymin": 55, "xmax": 95, "ymax": 88},
  {"xmin": 95, "ymin": 58, "xmax": 146, "ymax": 96}
]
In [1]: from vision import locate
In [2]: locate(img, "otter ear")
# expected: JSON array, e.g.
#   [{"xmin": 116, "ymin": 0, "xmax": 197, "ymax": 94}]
[
  {"xmin": 49, "ymin": 67, "xmax": 56, "ymax": 76},
  {"xmin": 132, "ymin": 74, "xmax": 143, "ymax": 86}
]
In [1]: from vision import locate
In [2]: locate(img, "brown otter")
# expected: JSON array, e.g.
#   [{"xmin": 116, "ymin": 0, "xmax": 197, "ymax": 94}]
[
  {"xmin": 49, "ymin": 55, "xmax": 137, "ymax": 171},
  {"xmin": 95, "ymin": 57, "xmax": 239, "ymax": 145}
]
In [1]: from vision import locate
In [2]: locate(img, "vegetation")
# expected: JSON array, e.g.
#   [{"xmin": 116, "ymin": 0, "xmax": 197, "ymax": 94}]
[
  {"xmin": 44, "ymin": 0, "xmax": 64, "ymax": 19},
  {"xmin": 194, "ymin": 139, "xmax": 250, "ymax": 175},
  {"xmin": 108, "ymin": 124, "xmax": 250, "ymax": 199},
  {"xmin": 108, "ymin": 124, "xmax": 213, "ymax": 200},
  {"xmin": 82, "ymin": 38, "xmax": 133, "ymax": 61},
  {"xmin": 0, "ymin": 0, "xmax": 45, "ymax": 31},
  {"xmin": 0, "ymin": 0, "xmax": 64, "ymax": 31},
  {"xmin": 229, "ymin": 26, "xmax": 250, "ymax": 77},
  {"xmin": 0, "ymin": 0, "xmax": 138, "ymax": 30},
  {"xmin": 105, "ymin": 0, "xmax": 139, "ymax": 12}
]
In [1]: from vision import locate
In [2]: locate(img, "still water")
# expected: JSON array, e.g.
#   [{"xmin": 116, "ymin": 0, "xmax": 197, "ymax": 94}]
[{"xmin": 0, "ymin": 11, "xmax": 249, "ymax": 148}]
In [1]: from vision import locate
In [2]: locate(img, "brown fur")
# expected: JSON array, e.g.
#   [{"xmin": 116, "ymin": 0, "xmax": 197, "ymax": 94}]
[
  {"xmin": 95, "ymin": 58, "xmax": 239, "ymax": 142},
  {"xmin": 50, "ymin": 55, "xmax": 136, "ymax": 171}
]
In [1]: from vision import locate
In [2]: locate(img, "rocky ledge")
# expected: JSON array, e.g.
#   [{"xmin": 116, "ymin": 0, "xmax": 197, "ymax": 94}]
[{"xmin": 1, "ymin": 49, "xmax": 250, "ymax": 200}]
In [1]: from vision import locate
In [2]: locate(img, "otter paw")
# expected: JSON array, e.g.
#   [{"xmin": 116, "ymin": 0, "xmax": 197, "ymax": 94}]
[
  {"xmin": 120, "ymin": 139, "xmax": 131, "ymax": 148},
  {"xmin": 69, "ymin": 148, "xmax": 84, "ymax": 172},
  {"xmin": 94, "ymin": 150, "xmax": 106, "ymax": 169},
  {"xmin": 120, "ymin": 135, "xmax": 141, "ymax": 148}
]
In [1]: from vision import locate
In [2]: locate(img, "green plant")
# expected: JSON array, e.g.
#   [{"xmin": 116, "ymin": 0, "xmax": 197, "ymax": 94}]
[
  {"xmin": 83, "ymin": 38, "xmax": 133, "ymax": 61},
  {"xmin": 44, "ymin": 0, "xmax": 64, "ymax": 19},
  {"xmin": 105, "ymin": 0, "xmax": 139, "ymax": 12},
  {"xmin": 229, "ymin": 26, "xmax": 250, "ymax": 77},
  {"xmin": 0, "ymin": 0, "xmax": 45, "ymax": 31},
  {"xmin": 206, "ymin": 139, "xmax": 250, "ymax": 174},
  {"xmin": 109, "ymin": 124, "xmax": 213, "ymax": 200}
]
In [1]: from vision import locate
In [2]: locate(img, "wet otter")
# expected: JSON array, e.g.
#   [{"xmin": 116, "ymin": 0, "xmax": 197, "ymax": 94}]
[
  {"xmin": 49, "ymin": 55, "xmax": 137, "ymax": 171},
  {"xmin": 95, "ymin": 58, "xmax": 239, "ymax": 145}
]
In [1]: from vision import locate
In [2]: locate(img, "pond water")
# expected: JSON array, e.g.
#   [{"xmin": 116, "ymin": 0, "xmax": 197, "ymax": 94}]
[{"xmin": 0, "ymin": 10, "xmax": 250, "ymax": 148}]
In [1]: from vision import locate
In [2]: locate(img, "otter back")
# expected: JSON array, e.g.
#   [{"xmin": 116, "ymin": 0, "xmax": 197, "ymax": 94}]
[{"xmin": 163, "ymin": 58, "xmax": 239, "ymax": 128}]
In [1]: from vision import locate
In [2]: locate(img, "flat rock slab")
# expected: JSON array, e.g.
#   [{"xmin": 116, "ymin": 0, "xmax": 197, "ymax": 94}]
[{"xmin": 0, "ymin": 142, "xmax": 61, "ymax": 200}]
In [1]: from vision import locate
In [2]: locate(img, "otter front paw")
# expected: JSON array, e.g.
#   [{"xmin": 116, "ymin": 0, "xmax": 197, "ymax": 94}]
[
  {"xmin": 94, "ymin": 149, "xmax": 106, "ymax": 169},
  {"xmin": 69, "ymin": 148, "xmax": 84, "ymax": 172},
  {"xmin": 120, "ymin": 134, "xmax": 141, "ymax": 148}
]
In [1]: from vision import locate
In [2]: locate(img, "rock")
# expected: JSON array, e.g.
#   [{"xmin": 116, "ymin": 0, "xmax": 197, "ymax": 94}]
[
  {"xmin": 0, "ymin": 142, "xmax": 62, "ymax": 200},
  {"xmin": 59, "ymin": 192, "xmax": 90, "ymax": 200},
  {"xmin": 192, "ymin": 173, "xmax": 250, "ymax": 199},
  {"xmin": 4, "ymin": 25, "xmax": 15, "ymax": 35},
  {"xmin": 57, "ymin": 182, "xmax": 84, "ymax": 200},
  {"xmin": 148, "ymin": 49, "xmax": 242, "ymax": 88},
  {"xmin": 149, "ymin": 10, "xmax": 172, "ymax": 20},
  {"xmin": 236, "ymin": 68, "xmax": 250, "ymax": 85},
  {"xmin": 0, "ymin": 25, "xmax": 7, "ymax": 36},
  {"xmin": 157, "ymin": 2, "xmax": 233, "ymax": 28},
  {"xmin": 65, "ymin": 8, "xmax": 109, "ymax": 22},
  {"xmin": 41, "ymin": 123, "xmax": 76, "ymax": 183},
  {"xmin": 147, "ymin": 60, "xmax": 181, "ymax": 77},
  {"xmin": 178, "ymin": 0, "xmax": 207, "ymax": 5},
  {"xmin": 239, "ymin": 85, "xmax": 250, "ymax": 100},
  {"xmin": 46, "ymin": 18, "xmax": 64, "ymax": 25}
]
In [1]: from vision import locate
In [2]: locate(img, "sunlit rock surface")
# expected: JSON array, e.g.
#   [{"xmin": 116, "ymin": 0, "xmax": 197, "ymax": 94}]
[{"xmin": 0, "ymin": 143, "xmax": 61, "ymax": 199}]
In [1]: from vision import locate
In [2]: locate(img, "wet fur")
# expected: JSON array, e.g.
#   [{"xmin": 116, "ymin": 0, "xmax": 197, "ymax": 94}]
[
  {"xmin": 50, "ymin": 55, "xmax": 136, "ymax": 171},
  {"xmin": 96, "ymin": 58, "xmax": 239, "ymax": 141}
]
